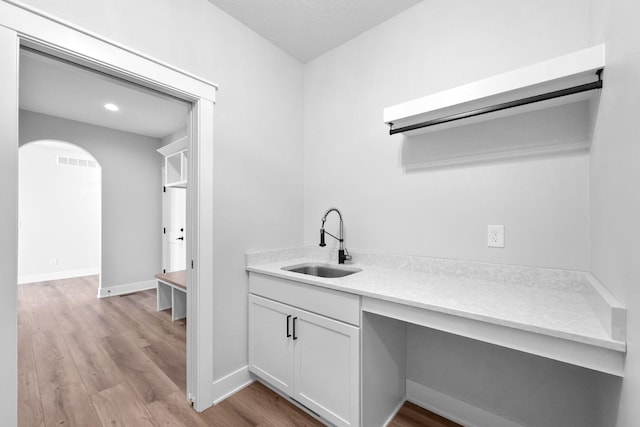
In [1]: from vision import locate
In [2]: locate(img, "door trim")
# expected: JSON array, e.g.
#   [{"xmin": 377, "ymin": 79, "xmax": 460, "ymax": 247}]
[{"xmin": 0, "ymin": 0, "xmax": 217, "ymax": 412}]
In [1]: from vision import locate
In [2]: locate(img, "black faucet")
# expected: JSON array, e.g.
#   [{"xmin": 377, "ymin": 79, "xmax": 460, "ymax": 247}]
[{"xmin": 319, "ymin": 207, "xmax": 352, "ymax": 264}]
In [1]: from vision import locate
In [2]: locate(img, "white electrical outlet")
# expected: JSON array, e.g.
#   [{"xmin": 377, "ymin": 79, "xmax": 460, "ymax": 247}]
[
  {"xmin": 50, "ymin": 257, "xmax": 58, "ymax": 266},
  {"xmin": 487, "ymin": 225, "xmax": 505, "ymax": 248}
]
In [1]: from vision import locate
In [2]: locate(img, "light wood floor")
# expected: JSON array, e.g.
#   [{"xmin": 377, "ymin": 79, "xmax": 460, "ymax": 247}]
[{"xmin": 18, "ymin": 276, "xmax": 460, "ymax": 427}]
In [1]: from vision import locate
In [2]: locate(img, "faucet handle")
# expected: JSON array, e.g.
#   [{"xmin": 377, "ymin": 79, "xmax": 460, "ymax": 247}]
[{"xmin": 339, "ymin": 248, "xmax": 352, "ymax": 264}]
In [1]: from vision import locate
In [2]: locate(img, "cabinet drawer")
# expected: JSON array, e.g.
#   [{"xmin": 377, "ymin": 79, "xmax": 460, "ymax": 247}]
[{"xmin": 249, "ymin": 273, "xmax": 360, "ymax": 326}]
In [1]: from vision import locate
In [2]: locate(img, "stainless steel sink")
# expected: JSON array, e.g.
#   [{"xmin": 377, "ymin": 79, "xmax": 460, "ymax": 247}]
[{"xmin": 282, "ymin": 263, "xmax": 361, "ymax": 278}]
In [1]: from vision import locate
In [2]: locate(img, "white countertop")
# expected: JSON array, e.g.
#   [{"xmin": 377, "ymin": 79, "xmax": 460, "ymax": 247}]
[{"xmin": 246, "ymin": 256, "xmax": 625, "ymax": 353}]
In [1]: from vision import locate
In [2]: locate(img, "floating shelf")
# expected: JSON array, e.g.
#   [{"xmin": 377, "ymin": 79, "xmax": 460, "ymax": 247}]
[{"xmin": 384, "ymin": 45, "xmax": 605, "ymax": 135}]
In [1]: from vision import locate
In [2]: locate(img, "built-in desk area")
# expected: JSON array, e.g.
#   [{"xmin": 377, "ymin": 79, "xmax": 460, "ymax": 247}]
[
  {"xmin": 155, "ymin": 270, "xmax": 187, "ymax": 321},
  {"xmin": 245, "ymin": 247, "xmax": 627, "ymax": 427}
]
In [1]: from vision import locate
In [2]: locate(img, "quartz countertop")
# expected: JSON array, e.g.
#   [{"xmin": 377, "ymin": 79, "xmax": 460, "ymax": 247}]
[{"xmin": 246, "ymin": 251, "xmax": 625, "ymax": 353}]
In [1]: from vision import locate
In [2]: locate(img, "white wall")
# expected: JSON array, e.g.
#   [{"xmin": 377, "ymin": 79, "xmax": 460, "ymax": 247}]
[
  {"xmin": 303, "ymin": 0, "xmax": 591, "ymax": 271},
  {"xmin": 17, "ymin": 0, "xmax": 305, "ymax": 387},
  {"xmin": 18, "ymin": 140, "xmax": 100, "ymax": 283},
  {"xmin": 589, "ymin": 0, "xmax": 640, "ymax": 425},
  {"xmin": 303, "ymin": 0, "xmax": 618, "ymax": 425},
  {"xmin": 161, "ymin": 126, "xmax": 186, "ymax": 147},
  {"xmin": 407, "ymin": 326, "xmax": 621, "ymax": 426},
  {"xmin": 20, "ymin": 111, "xmax": 163, "ymax": 290}
]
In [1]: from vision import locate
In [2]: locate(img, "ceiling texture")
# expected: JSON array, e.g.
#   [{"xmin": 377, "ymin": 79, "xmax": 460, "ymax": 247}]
[
  {"xmin": 20, "ymin": 50, "xmax": 190, "ymax": 139},
  {"xmin": 207, "ymin": 0, "xmax": 423, "ymax": 62}
]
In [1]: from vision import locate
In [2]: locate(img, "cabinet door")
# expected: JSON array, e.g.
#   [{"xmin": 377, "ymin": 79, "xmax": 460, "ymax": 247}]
[
  {"xmin": 294, "ymin": 309, "xmax": 360, "ymax": 427},
  {"xmin": 248, "ymin": 295, "xmax": 294, "ymax": 396}
]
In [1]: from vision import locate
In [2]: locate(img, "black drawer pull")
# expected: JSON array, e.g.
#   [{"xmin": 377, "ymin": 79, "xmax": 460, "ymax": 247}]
[
  {"xmin": 292, "ymin": 317, "xmax": 298, "ymax": 340},
  {"xmin": 286, "ymin": 314, "xmax": 292, "ymax": 338}
]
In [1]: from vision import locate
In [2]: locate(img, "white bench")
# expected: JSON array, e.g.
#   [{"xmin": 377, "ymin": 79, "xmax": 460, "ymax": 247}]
[{"xmin": 155, "ymin": 270, "xmax": 187, "ymax": 321}]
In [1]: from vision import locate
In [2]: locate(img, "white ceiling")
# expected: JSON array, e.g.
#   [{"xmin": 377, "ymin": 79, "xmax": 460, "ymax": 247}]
[
  {"xmin": 19, "ymin": 50, "xmax": 189, "ymax": 139},
  {"xmin": 207, "ymin": 0, "xmax": 423, "ymax": 62}
]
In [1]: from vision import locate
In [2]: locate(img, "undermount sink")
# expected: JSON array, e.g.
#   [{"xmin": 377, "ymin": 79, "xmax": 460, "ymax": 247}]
[{"xmin": 282, "ymin": 263, "xmax": 362, "ymax": 278}]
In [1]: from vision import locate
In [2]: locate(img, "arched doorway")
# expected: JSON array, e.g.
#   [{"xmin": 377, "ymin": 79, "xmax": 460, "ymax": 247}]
[{"xmin": 18, "ymin": 140, "xmax": 101, "ymax": 286}]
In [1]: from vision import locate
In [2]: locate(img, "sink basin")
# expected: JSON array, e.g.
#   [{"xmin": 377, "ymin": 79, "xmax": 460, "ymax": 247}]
[{"xmin": 282, "ymin": 263, "xmax": 361, "ymax": 278}]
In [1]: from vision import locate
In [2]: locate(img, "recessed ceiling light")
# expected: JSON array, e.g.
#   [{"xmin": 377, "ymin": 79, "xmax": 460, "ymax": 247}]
[{"xmin": 104, "ymin": 103, "xmax": 119, "ymax": 112}]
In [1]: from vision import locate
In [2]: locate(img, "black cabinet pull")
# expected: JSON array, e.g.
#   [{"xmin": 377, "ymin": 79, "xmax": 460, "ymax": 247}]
[
  {"xmin": 286, "ymin": 315, "xmax": 292, "ymax": 338},
  {"xmin": 292, "ymin": 317, "xmax": 298, "ymax": 340}
]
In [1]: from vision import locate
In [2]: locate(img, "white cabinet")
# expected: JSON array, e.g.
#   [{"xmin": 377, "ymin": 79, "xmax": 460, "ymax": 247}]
[
  {"xmin": 294, "ymin": 307, "xmax": 359, "ymax": 427},
  {"xmin": 164, "ymin": 149, "xmax": 187, "ymax": 187},
  {"xmin": 158, "ymin": 136, "xmax": 188, "ymax": 188},
  {"xmin": 249, "ymin": 295, "xmax": 294, "ymax": 395},
  {"xmin": 249, "ymin": 274, "xmax": 360, "ymax": 427}
]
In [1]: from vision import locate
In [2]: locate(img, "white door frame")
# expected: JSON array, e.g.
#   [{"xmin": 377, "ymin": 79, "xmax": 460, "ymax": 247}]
[{"xmin": 0, "ymin": 0, "xmax": 217, "ymax": 415}]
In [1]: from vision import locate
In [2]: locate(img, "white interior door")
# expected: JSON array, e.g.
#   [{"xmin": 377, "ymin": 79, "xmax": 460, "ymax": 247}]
[{"xmin": 162, "ymin": 181, "xmax": 186, "ymax": 272}]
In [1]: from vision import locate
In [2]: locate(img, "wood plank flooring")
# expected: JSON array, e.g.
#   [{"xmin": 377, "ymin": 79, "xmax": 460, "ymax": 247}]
[{"xmin": 18, "ymin": 276, "xmax": 460, "ymax": 427}]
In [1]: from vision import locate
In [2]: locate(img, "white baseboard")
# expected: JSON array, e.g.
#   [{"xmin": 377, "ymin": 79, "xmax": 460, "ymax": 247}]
[
  {"xmin": 98, "ymin": 279, "xmax": 157, "ymax": 298},
  {"xmin": 212, "ymin": 366, "xmax": 253, "ymax": 405},
  {"xmin": 18, "ymin": 268, "xmax": 99, "ymax": 285},
  {"xmin": 383, "ymin": 398, "xmax": 406, "ymax": 427},
  {"xmin": 406, "ymin": 380, "xmax": 524, "ymax": 427}
]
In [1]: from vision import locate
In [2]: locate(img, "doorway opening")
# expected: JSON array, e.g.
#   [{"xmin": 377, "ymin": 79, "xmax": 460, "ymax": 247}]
[
  {"xmin": 17, "ymin": 46, "xmax": 194, "ymax": 420},
  {"xmin": 18, "ymin": 140, "xmax": 101, "ymax": 286},
  {"xmin": 0, "ymin": 6, "xmax": 218, "ymax": 417}
]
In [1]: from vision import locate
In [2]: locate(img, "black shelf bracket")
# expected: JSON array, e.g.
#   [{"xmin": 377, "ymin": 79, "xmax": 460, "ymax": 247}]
[{"xmin": 389, "ymin": 69, "xmax": 604, "ymax": 135}]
